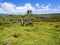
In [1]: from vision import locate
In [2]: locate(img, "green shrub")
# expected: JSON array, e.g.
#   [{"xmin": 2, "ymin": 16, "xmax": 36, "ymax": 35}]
[{"xmin": 0, "ymin": 19, "xmax": 11, "ymax": 26}]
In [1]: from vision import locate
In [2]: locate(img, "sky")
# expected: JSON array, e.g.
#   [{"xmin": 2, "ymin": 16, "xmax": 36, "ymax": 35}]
[{"xmin": 0, "ymin": 0, "xmax": 60, "ymax": 14}]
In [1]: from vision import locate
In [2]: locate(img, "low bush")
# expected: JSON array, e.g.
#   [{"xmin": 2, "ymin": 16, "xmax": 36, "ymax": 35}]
[
  {"xmin": 0, "ymin": 27, "xmax": 4, "ymax": 30},
  {"xmin": 0, "ymin": 19, "xmax": 11, "ymax": 26},
  {"xmin": 54, "ymin": 25, "xmax": 60, "ymax": 28},
  {"xmin": 12, "ymin": 33, "xmax": 22, "ymax": 38}
]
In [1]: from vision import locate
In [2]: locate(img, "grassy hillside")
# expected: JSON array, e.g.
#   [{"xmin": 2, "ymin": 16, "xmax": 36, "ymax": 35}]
[{"xmin": 0, "ymin": 14, "xmax": 60, "ymax": 45}]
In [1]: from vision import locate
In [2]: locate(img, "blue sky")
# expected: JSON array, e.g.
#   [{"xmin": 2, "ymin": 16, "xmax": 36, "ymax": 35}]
[{"xmin": 0, "ymin": 0, "xmax": 60, "ymax": 14}]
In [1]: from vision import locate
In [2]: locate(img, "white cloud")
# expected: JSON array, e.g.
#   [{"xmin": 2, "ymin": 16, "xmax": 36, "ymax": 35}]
[
  {"xmin": 39, "ymin": 3, "xmax": 51, "ymax": 11},
  {"xmin": 1, "ymin": 2, "xmax": 16, "ymax": 9},
  {"xmin": 43, "ymin": 3, "xmax": 51, "ymax": 10},
  {"xmin": 0, "ymin": 3, "xmax": 36, "ymax": 14},
  {"xmin": 35, "ymin": 3, "xmax": 40, "ymax": 7},
  {"xmin": 24, "ymin": 3, "xmax": 36, "ymax": 11},
  {"xmin": 0, "ymin": 2, "xmax": 60, "ymax": 14},
  {"xmin": 16, "ymin": 3, "xmax": 36, "ymax": 12},
  {"xmin": 35, "ymin": 3, "xmax": 40, "ymax": 9},
  {"xmin": 35, "ymin": 3, "xmax": 51, "ymax": 12},
  {"xmin": 0, "ymin": 2, "xmax": 16, "ymax": 14}
]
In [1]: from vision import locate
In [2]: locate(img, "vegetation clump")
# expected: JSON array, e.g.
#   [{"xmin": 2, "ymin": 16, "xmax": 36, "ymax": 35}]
[
  {"xmin": 54, "ymin": 25, "xmax": 60, "ymax": 28},
  {"xmin": 12, "ymin": 33, "xmax": 22, "ymax": 38}
]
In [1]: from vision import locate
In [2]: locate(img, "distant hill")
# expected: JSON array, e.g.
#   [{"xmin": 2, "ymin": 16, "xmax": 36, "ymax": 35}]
[
  {"xmin": 0, "ymin": 13, "xmax": 60, "ymax": 16},
  {"xmin": 0, "ymin": 14, "xmax": 10, "ymax": 16}
]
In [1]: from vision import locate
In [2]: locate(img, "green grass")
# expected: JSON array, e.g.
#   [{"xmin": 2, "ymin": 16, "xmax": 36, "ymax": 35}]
[{"xmin": 0, "ymin": 22, "xmax": 60, "ymax": 45}]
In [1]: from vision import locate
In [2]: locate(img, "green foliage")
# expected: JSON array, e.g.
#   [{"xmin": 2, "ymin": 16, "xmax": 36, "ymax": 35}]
[
  {"xmin": 0, "ymin": 19, "xmax": 8, "ymax": 25},
  {"xmin": 0, "ymin": 14, "xmax": 60, "ymax": 45},
  {"xmin": 0, "ymin": 22, "xmax": 60, "ymax": 45}
]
